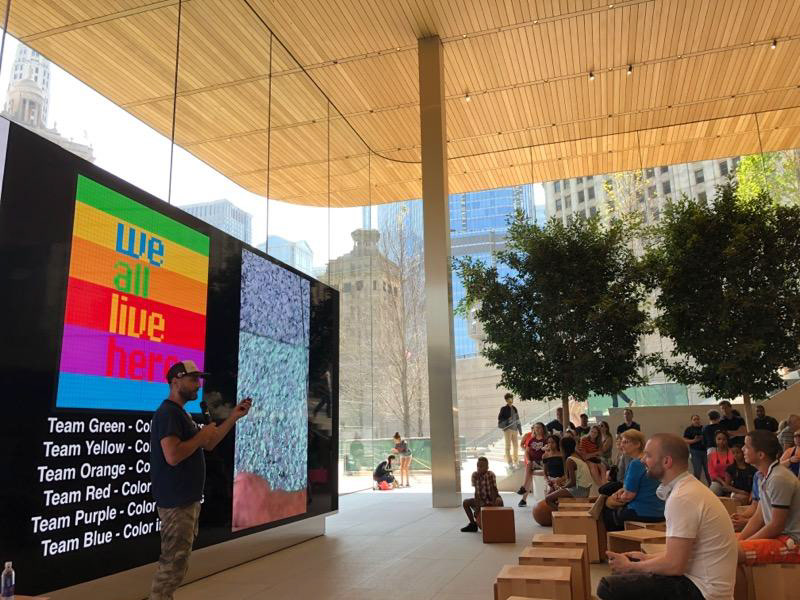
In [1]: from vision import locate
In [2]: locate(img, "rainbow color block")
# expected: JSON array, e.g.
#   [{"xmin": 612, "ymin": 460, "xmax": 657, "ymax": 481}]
[{"xmin": 56, "ymin": 176, "xmax": 209, "ymax": 411}]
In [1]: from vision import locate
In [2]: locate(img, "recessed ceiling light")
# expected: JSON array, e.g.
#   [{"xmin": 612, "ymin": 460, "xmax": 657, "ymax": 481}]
[
  {"xmin": 771, "ymin": 39, "xmax": 777, "ymax": 49},
  {"xmin": 627, "ymin": 64, "xmax": 633, "ymax": 75},
  {"xmin": 462, "ymin": 34, "xmax": 467, "ymax": 38},
  {"xmin": 589, "ymin": 71, "xmax": 595, "ymax": 80},
  {"xmin": 465, "ymin": 93, "xmax": 471, "ymax": 102}
]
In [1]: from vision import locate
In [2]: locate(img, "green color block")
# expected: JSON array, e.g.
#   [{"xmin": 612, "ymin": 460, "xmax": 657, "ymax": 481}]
[{"xmin": 76, "ymin": 175, "xmax": 209, "ymax": 256}]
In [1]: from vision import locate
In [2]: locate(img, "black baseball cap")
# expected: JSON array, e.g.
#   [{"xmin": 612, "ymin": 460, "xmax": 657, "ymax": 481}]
[{"xmin": 165, "ymin": 360, "xmax": 209, "ymax": 383}]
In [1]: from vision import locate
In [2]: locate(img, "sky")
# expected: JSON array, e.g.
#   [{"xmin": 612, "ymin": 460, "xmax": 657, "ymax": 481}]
[{"xmin": 0, "ymin": 34, "xmax": 545, "ymax": 268}]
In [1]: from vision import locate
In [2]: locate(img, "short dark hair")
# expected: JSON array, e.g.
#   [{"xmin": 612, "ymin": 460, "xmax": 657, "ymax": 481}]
[
  {"xmin": 580, "ymin": 413, "xmax": 588, "ymax": 419},
  {"xmin": 747, "ymin": 430, "xmax": 782, "ymax": 460},
  {"xmin": 719, "ymin": 400, "xmax": 732, "ymax": 408},
  {"xmin": 477, "ymin": 456, "xmax": 489, "ymax": 465},
  {"xmin": 561, "ymin": 436, "xmax": 577, "ymax": 456},
  {"xmin": 546, "ymin": 434, "xmax": 561, "ymax": 450},
  {"xmin": 387, "ymin": 455, "xmax": 395, "ymax": 462},
  {"xmin": 504, "ymin": 393, "xmax": 513, "ymax": 400},
  {"xmin": 708, "ymin": 410, "xmax": 720, "ymax": 420}
]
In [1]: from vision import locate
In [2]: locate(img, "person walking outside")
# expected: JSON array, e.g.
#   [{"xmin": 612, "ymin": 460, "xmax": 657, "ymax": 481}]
[
  {"xmin": 150, "ymin": 360, "xmax": 252, "ymax": 600},
  {"xmin": 391, "ymin": 432, "xmax": 413, "ymax": 487},
  {"xmin": 498, "ymin": 393, "xmax": 522, "ymax": 469}
]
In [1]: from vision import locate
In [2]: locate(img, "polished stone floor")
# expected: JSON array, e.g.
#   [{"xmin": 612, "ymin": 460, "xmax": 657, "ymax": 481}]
[{"xmin": 174, "ymin": 489, "xmax": 610, "ymax": 600}]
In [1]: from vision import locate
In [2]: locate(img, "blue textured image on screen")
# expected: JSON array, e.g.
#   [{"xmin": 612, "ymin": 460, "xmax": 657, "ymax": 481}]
[{"xmin": 233, "ymin": 249, "xmax": 311, "ymax": 530}]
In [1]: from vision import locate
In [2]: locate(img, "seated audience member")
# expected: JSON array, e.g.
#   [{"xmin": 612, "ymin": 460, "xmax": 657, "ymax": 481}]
[
  {"xmin": 575, "ymin": 413, "xmax": 591, "ymax": 437},
  {"xmin": 599, "ymin": 434, "xmax": 634, "ymax": 497},
  {"xmin": 599, "ymin": 421, "xmax": 614, "ymax": 467},
  {"xmin": 723, "ymin": 444, "xmax": 757, "ymax": 504},
  {"xmin": 544, "ymin": 436, "xmax": 593, "ymax": 508},
  {"xmin": 708, "ymin": 431, "xmax": 734, "ymax": 496},
  {"xmin": 579, "ymin": 425, "xmax": 607, "ymax": 485},
  {"xmin": 738, "ymin": 430, "xmax": 800, "ymax": 564},
  {"xmin": 518, "ymin": 422, "xmax": 547, "ymax": 506},
  {"xmin": 598, "ymin": 434, "xmax": 738, "ymax": 600},
  {"xmin": 461, "ymin": 456, "xmax": 503, "ymax": 532},
  {"xmin": 732, "ymin": 471, "xmax": 763, "ymax": 532},
  {"xmin": 373, "ymin": 455, "xmax": 397, "ymax": 488},
  {"xmin": 546, "ymin": 406, "xmax": 576, "ymax": 435},
  {"xmin": 754, "ymin": 404, "xmax": 779, "ymax": 433},
  {"xmin": 600, "ymin": 429, "xmax": 665, "ymax": 531},
  {"xmin": 702, "ymin": 410, "xmax": 724, "ymax": 456},
  {"xmin": 541, "ymin": 434, "xmax": 565, "ymax": 495},
  {"xmin": 779, "ymin": 429, "xmax": 800, "ymax": 477},
  {"xmin": 616, "ymin": 408, "xmax": 640, "ymax": 435},
  {"xmin": 683, "ymin": 414, "xmax": 709, "ymax": 483},
  {"xmin": 777, "ymin": 416, "xmax": 798, "ymax": 450}
]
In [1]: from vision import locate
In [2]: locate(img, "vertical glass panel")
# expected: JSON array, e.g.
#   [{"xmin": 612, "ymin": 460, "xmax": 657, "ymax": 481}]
[
  {"xmin": 1, "ymin": 3, "xmax": 177, "ymax": 199},
  {"xmin": 169, "ymin": 0, "xmax": 267, "ymax": 245},
  {"xmin": 370, "ymin": 152, "xmax": 428, "ymax": 489},
  {"xmin": 328, "ymin": 109, "xmax": 374, "ymax": 493}
]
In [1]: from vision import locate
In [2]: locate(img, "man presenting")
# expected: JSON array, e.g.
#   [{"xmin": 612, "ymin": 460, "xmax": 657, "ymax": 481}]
[
  {"xmin": 599, "ymin": 433, "xmax": 738, "ymax": 600},
  {"xmin": 616, "ymin": 408, "xmax": 640, "ymax": 435},
  {"xmin": 498, "ymin": 393, "xmax": 522, "ymax": 468},
  {"xmin": 149, "ymin": 360, "xmax": 252, "ymax": 600}
]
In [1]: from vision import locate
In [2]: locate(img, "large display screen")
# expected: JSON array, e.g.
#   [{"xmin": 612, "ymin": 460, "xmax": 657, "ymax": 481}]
[
  {"xmin": 0, "ymin": 121, "xmax": 338, "ymax": 596},
  {"xmin": 57, "ymin": 175, "xmax": 209, "ymax": 411}
]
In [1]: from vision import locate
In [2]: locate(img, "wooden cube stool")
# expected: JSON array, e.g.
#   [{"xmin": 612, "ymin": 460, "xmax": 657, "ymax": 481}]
[
  {"xmin": 552, "ymin": 511, "xmax": 606, "ymax": 562},
  {"xmin": 640, "ymin": 542, "xmax": 666, "ymax": 555},
  {"xmin": 624, "ymin": 520, "xmax": 666, "ymax": 531},
  {"xmin": 607, "ymin": 529, "xmax": 666, "ymax": 554},
  {"xmin": 735, "ymin": 564, "xmax": 800, "ymax": 600},
  {"xmin": 532, "ymin": 533, "xmax": 590, "ymax": 599},
  {"xmin": 495, "ymin": 564, "xmax": 573, "ymax": 600},
  {"xmin": 558, "ymin": 502, "xmax": 594, "ymax": 512},
  {"xmin": 520, "ymin": 546, "xmax": 589, "ymax": 600},
  {"xmin": 482, "ymin": 506, "xmax": 516, "ymax": 543},
  {"xmin": 720, "ymin": 497, "xmax": 743, "ymax": 515}
]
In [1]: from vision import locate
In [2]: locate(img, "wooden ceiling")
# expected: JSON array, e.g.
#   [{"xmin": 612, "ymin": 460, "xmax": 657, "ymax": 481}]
[{"xmin": 7, "ymin": 0, "xmax": 800, "ymax": 206}]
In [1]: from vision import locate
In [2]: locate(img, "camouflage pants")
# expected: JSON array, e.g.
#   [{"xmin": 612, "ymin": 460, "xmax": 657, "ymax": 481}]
[{"xmin": 149, "ymin": 502, "xmax": 201, "ymax": 600}]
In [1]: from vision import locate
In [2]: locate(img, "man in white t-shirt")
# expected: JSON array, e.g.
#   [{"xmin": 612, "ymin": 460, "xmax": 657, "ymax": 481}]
[{"xmin": 599, "ymin": 433, "xmax": 738, "ymax": 600}]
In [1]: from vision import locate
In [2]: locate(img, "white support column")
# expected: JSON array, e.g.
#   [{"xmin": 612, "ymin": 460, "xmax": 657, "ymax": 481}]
[{"xmin": 418, "ymin": 35, "xmax": 461, "ymax": 507}]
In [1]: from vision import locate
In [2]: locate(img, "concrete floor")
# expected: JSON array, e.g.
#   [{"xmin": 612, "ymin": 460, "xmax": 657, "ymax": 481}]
[{"xmin": 173, "ymin": 489, "xmax": 610, "ymax": 600}]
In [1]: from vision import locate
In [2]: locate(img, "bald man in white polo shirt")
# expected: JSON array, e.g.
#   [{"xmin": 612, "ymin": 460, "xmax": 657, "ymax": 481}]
[{"xmin": 598, "ymin": 433, "xmax": 738, "ymax": 600}]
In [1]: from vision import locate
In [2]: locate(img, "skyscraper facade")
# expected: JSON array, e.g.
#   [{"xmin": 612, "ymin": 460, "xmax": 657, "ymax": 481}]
[
  {"xmin": 257, "ymin": 235, "xmax": 314, "ymax": 276},
  {"xmin": 182, "ymin": 199, "xmax": 253, "ymax": 244}
]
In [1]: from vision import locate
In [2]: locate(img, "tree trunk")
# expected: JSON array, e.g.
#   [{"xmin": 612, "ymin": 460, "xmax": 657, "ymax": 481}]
[
  {"xmin": 561, "ymin": 394, "xmax": 570, "ymax": 430},
  {"xmin": 742, "ymin": 393, "xmax": 754, "ymax": 432}
]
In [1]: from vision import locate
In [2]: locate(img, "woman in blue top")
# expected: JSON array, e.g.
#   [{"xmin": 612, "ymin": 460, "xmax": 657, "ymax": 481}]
[{"xmin": 600, "ymin": 428, "xmax": 665, "ymax": 532}]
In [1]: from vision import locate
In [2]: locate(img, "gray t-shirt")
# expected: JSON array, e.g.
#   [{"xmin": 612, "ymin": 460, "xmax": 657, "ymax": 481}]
[{"xmin": 758, "ymin": 462, "xmax": 800, "ymax": 542}]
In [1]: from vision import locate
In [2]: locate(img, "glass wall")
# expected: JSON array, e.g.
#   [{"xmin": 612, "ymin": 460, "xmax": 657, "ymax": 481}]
[{"xmin": 3, "ymin": 0, "xmax": 799, "ymax": 496}]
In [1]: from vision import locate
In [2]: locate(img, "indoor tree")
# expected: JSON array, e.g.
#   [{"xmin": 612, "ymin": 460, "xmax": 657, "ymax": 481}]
[
  {"xmin": 648, "ymin": 181, "xmax": 800, "ymax": 428},
  {"xmin": 453, "ymin": 212, "xmax": 652, "ymax": 429}
]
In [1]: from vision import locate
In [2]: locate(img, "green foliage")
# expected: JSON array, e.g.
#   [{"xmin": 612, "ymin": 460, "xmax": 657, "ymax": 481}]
[
  {"xmin": 737, "ymin": 151, "xmax": 800, "ymax": 206},
  {"xmin": 452, "ymin": 212, "xmax": 652, "ymax": 403},
  {"xmin": 649, "ymin": 181, "xmax": 800, "ymax": 400}
]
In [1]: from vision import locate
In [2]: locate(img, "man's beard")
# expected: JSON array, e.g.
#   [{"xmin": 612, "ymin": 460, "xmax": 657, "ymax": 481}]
[
  {"xmin": 646, "ymin": 465, "xmax": 664, "ymax": 480},
  {"xmin": 179, "ymin": 387, "xmax": 198, "ymax": 402}
]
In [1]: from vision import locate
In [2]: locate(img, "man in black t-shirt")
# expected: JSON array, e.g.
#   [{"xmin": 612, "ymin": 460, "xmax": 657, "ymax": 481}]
[
  {"xmin": 753, "ymin": 404, "xmax": 779, "ymax": 433},
  {"xmin": 575, "ymin": 413, "xmax": 591, "ymax": 437},
  {"xmin": 150, "ymin": 360, "xmax": 252, "ymax": 600},
  {"xmin": 616, "ymin": 408, "xmax": 640, "ymax": 435},
  {"xmin": 546, "ymin": 407, "xmax": 575, "ymax": 435},
  {"xmin": 718, "ymin": 400, "xmax": 747, "ymax": 447}
]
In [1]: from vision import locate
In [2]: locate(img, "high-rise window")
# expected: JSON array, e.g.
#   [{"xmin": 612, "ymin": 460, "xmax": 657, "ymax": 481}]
[
  {"xmin": 662, "ymin": 181, "xmax": 672, "ymax": 195},
  {"xmin": 554, "ymin": 181, "xmax": 561, "ymax": 193},
  {"xmin": 695, "ymin": 169, "xmax": 705, "ymax": 184},
  {"xmin": 719, "ymin": 161, "xmax": 729, "ymax": 176},
  {"xmin": 588, "ymin": 187, "xmax": 595, "ymax": 200},
  {"xmin": 698, "ymin": 191, "xmax": 708, "ymax": 202},
  {"xmin": 578, "ymin": 190, "xmax": 585, "ymax": 204},
  {"xmin": 555, "ymin": 199, "xmax": 562, "ymax": 211},
  {"xmin": 660, "ymin": 166, "xmax": 669, "ymax": 175},
  {"xmin": 565, "ymin": 197, "xmax": 572, "ymax": 209},
  {"xmin": 646, "ymin": 168, "xmax": 655, "ymax": 178}
]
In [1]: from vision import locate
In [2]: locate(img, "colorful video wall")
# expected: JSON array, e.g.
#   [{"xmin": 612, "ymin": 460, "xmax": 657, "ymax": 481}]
[
  {"xmin": 0, "ymin": 120, "xmax": 338, "ymax": 596},
  {"xmin": 56, "ymin": 176, "xmax": 209, "ymax": 411}
]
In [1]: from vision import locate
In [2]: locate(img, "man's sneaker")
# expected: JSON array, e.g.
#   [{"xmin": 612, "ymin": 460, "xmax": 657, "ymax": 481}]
[
  {"xmin": 460, "ymin": 522, "xmax": 479, "ymax": 533},
  {"xmin": 518, "ymin": 499, "xmax": 527, "ymax": 507},
  {"xmin": 517, "ymin": 486, "xmax": 526, "ymax": 495}
]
